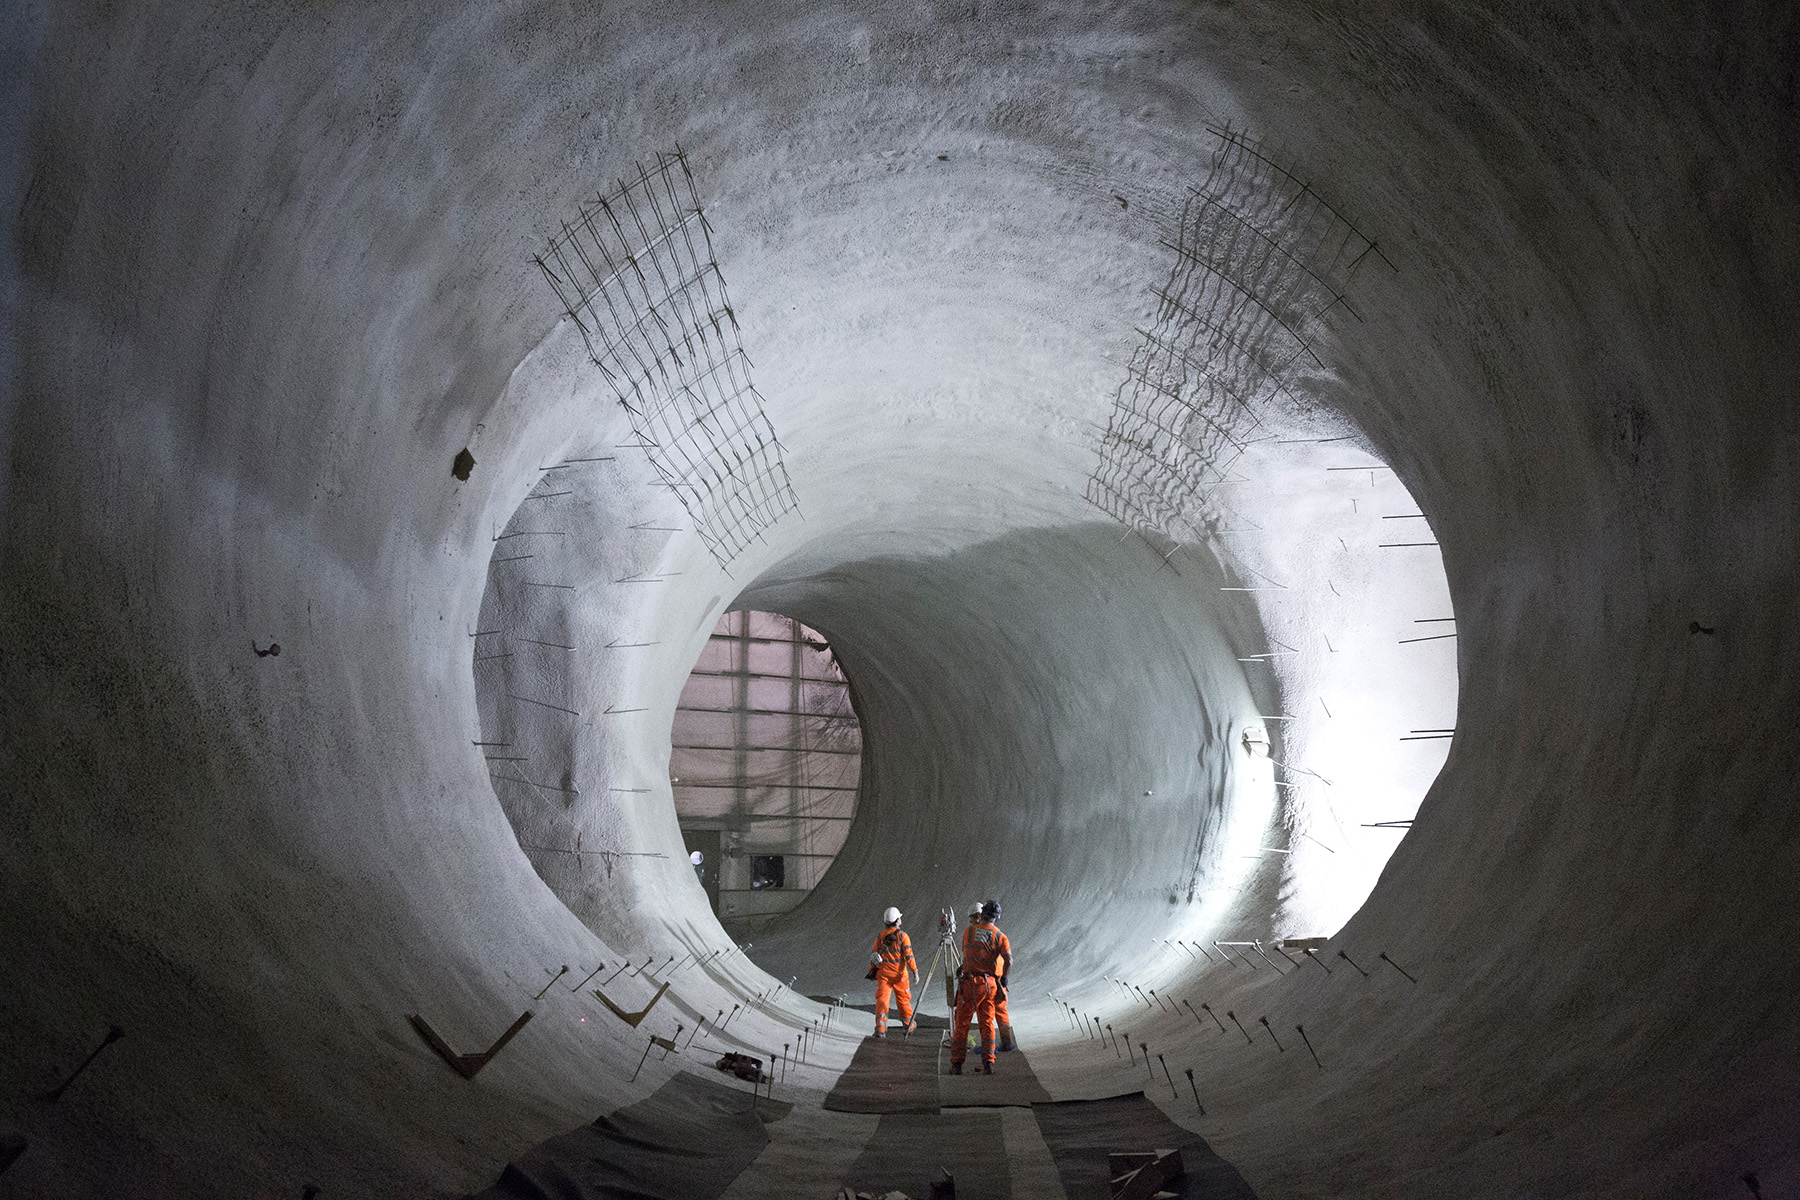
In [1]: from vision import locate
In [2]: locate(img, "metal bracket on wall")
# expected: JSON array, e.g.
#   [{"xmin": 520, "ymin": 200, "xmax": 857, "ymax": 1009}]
[
  {"xmin": 407, "ymin": 1010, "xmax": 533, "ymax": 1080},
  {"xmin": 630, "ymin": 1027, "xmax": 684, "ymax": 1083},
  {"xmin": 595, "ymin": 979, "xmax": 671, "ymax": 1028}
]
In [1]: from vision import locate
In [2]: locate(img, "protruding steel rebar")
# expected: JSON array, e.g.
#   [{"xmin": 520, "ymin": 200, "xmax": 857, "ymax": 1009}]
[
  {"xmin": 629, "ymin": 1036, "xmax": 656, "ymax": 1083},
  {"xmin": 534, "ymin": 965, "xmax": 569, "ymax": 999},
  {"xmin": 45, "ymin": 1025, "xmax": 124, "ymax": 1103},
  {"xmin": 1297, "ymin": 1024, "xmax": 1323, "ymax": 1068},
  {"xmin": 1185, "ymin": 1067, "xmax": 1206, "ymax": 1114},
  {"xmin": 534, "ymin": 155, "xmax": 798, "ymax": 566},
  {"xmin": 1380, "ymin": 952, "xmax": 1418, "ymax": 983},
  {"xmin": 1258, "ymin": 1017, "xmax": 1285, "ymax": 1051}
]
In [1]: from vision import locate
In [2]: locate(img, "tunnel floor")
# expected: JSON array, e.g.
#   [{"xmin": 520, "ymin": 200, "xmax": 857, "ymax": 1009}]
[
  {"xmin": 7, "ymin": 5, "xmax": 1795, "ymax": 1197},
  {"xmin": 473, "ymin": 1030, "xmax": 1258, "ymax": 1199}
]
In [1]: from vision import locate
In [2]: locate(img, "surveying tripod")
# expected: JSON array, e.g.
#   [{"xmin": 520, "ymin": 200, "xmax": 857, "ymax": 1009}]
[{"xmin": 917, "ymin": 908, "xmax": 963, "ymax": 1011}]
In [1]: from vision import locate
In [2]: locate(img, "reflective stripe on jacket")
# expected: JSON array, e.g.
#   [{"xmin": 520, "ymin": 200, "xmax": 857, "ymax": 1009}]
[
  {"xmin": 872, "ymin": 928, "xmax": 915, "ymax": 971},
  {"xmin": 961, "ymin": 921, "xmax": 1010, "ymax": 977}
]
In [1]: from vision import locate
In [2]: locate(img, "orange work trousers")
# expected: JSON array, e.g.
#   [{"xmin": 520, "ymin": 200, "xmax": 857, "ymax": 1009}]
[
  {"xmin": 951, "ymin": 973, "xmax": 998, "ymax": 1065},
  {"xmin": 873, "ymin": 969, "xmax": 913, "ymax": 1034}
]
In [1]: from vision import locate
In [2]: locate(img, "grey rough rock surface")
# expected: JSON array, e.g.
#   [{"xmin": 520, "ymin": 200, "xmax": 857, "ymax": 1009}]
[{"xmin": 1, "ymin": 2, "xmax": 1796, "ymax": 1198}]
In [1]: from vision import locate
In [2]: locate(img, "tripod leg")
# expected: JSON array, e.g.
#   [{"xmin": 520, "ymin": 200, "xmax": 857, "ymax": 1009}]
[{"xmin": 918, "ymin": 944, "xmax": 943, "ymax": 1013}]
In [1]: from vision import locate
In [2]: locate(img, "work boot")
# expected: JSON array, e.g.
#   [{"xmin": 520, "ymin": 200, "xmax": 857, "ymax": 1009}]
[
  {"xmin": 998, "ymin": 1024, "xmax": 1017, "ymax": 1052},
  {"xmin": 981, "ymin": 1061, "xmax": 994, "ymax": 1075},
  {"xmin": 949, "ymin": 1061, "xmax": 963, "ymax": 1075},
  {"xmin": 873, "ymin": 1030, "xmax": 885, "ymax": 1039}
]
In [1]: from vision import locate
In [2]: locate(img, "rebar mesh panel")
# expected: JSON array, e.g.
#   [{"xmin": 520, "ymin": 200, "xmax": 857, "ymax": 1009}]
[
  {"xmin": 1090, "ymin": 127, "xmax": 1387, "ymax": 541},
  {"xmin": 536, "ymin": 151, "xmax": 798, "ymax": 566}
]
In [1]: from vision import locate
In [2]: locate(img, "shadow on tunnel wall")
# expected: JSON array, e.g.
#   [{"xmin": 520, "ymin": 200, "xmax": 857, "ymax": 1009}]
[{"xmin": 733, "ymin": 521, "xmax": 1288, "ymax": 1003}]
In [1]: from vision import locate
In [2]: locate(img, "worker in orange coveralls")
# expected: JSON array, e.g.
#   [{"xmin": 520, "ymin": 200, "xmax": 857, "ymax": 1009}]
[
  {"xmin": 949, "ymin": 900, "xmax": 1011, "ymax": 1074},
  {"xmin": 868, "ymin": 906, "xmax": 918, "ymax": 1038},
  {"xmin": 964, "ymin": 900, "xmax": 1019, "ymax": 1051},
  {"xmin": 986, "ymin": 901, "xmax": 1017, "ymax": 1052}
]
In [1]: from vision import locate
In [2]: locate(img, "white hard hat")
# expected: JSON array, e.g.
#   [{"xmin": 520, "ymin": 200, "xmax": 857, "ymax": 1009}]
[{"xmin": 883, "ymin": 906, "xmax": 902, "ymax": 924}]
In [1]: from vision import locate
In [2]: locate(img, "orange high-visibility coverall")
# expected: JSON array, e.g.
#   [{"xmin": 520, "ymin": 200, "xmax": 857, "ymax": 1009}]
[
  {"xmin": 951, "ymin": 919, "xmax": 1011, "ymax": 1066},
  {"xmin": 870, "ymin": 926, "xmax": 916, "ymax": 1035},
  {"xmin": 993, "ymin": 986, "xmax": 1014, "ymax": 1049}
]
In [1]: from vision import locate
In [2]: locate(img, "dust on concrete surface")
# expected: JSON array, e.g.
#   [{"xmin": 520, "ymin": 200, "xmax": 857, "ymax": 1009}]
[{"xmin": 2, "ymin": 3, "xmax": 1797, "ymax": 1197}]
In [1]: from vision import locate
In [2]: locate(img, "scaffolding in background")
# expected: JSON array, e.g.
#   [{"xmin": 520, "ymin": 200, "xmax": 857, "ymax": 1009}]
[
  {"xmin": 671, "ymin": 611, "xmax": 862, "ymax": 935},
  {"xmin": 535, "ymin": 150, "xmax": 798, "ymax": 567}
]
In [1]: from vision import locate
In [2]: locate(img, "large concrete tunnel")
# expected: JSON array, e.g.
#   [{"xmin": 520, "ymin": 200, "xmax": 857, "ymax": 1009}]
[{"xmin": 2, "ymin": 4, "xmax": 1796, "ymax": 1197}]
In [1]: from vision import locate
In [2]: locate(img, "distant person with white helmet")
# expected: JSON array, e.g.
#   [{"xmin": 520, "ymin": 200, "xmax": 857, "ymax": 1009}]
[{"xmin": 867, "ymin": 906, "xmax": 918, "ymax": 1038}]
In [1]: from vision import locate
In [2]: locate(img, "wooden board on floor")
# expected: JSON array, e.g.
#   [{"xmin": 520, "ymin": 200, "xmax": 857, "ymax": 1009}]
[
  {"xmin": 822, "ymin": 1034, "xmax": 942, "ymax": 1114},
  {"xmin": 1030, "ymin": 1092, "xmax": 1258, "ymax": 1199},
  {"xmin": 937, "ymin": 1043, "xmax": 1054, "ymax": 1108},
  {"xmin": 470, "ymin": 1069, "xmax": 788, "ymax": 1200},
  {"xmin": 843, "ymin": 1110, "xmax": 1012, "ymax": 1200}
]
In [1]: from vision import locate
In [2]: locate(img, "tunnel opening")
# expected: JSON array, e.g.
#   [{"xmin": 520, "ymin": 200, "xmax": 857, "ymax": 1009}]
[
  {"xmin": 7, "ymin": 6, "xmax": 1795, "ymax": 1196},
  {"xmin": 455, "ymin": 85, "xmax": 1468, "ymax": 1196},
  {"xmin": 466, "ymin": 412, "xmax": 1457, "ymax": 1033},
  {"xmin": 672, "ymin": 609, "xmax": 863, "ymax": 942},
  {"xmin": 458, "ymin": 112, "xmax": 1465, "ymax": 1035}
]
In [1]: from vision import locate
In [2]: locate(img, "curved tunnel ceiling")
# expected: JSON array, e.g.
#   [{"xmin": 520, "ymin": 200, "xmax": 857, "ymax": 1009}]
[
  {"xmin": 469, "ymin": 83, "xmax": 1460, "ymax": 1004},
  {"xmin": 3, "ymin": 4, "xmax": 1796, "ymax": 1197}
]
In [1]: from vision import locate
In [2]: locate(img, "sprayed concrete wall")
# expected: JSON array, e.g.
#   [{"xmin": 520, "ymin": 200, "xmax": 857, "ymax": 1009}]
[{"xmin": 1, "ymin": 3, "xmax": 1796, "ymax": 1197}]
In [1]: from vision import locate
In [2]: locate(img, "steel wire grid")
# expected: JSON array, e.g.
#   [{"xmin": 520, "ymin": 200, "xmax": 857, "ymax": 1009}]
[
  {"xmin": 535, "ymin": 150, "xmax": 798, "ymax": 568},
  {"xmin": 1089, "ymin": 127, "xmax": 1389, "ymax": 542}
]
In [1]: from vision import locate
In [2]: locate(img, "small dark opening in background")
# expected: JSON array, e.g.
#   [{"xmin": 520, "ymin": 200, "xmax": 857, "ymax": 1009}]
[{"xmin": 751, "ymin": 855, "xmax": 785, "ymax": 890}]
